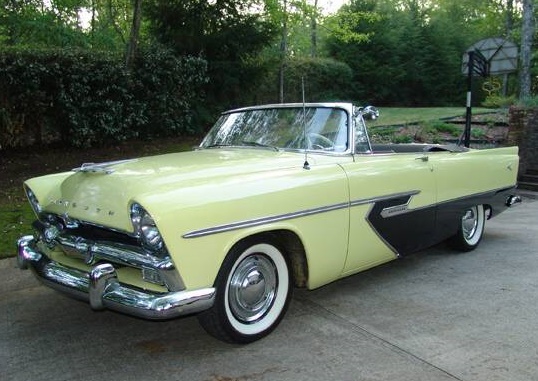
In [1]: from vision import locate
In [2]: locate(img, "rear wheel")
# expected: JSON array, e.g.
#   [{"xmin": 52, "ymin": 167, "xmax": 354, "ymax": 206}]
[
  {"xmin": 448, "ymin": 205, "xmax": 485, "ymax": 251},
  {"xmin": 198, "ymin": 236, "xmax": 292, "ymax": 343}
]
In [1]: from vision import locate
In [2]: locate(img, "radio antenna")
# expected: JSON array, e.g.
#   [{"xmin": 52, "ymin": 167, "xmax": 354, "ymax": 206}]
[{"xmin": 302, "ymin": 76, "xmax": 310, "ymax": 170}]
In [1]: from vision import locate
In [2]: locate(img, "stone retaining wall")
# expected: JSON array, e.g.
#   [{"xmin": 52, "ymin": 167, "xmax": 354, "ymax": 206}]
[{"xmin": 507, "ymin": 106, "xmax": 538, "ymax": 176}]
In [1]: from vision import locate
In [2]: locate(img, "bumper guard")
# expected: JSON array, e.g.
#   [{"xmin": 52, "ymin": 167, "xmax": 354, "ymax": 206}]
[{"xmin": 17, "ymin": 236, "xmax": 215, "ymax": 320}]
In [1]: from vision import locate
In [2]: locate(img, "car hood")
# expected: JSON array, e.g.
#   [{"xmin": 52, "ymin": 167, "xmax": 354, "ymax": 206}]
[{"xmin": 27, "ymin": 148, "xmax": 321, "ymax": 232}]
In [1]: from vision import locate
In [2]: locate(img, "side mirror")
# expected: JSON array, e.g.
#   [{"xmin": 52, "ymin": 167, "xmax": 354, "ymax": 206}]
[
  {"xmin": 361, "ymin": 105, "xmax": 379, "ymax": 120},
  {"xmin": 354, "ymin": 105, "xmax": 380, "ymax": 120}
]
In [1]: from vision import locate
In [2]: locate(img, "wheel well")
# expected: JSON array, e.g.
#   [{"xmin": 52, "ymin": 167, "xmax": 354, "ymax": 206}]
[
  {"xmin": 247, "ymin": 230, "xmax": 308, "ymax": 288},
  {"xmin": 484, "ymin": 204, "xmax": 493, "ymax": 219}
]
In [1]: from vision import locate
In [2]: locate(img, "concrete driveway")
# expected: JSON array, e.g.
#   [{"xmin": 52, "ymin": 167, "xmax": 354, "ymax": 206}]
[{"xmin": 2, "ymin": 194, "xmax": 537, "ymax": 381}]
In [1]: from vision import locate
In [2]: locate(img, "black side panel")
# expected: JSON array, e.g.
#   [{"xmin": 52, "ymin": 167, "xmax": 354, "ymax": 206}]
[
  {"xmin": 434, "ymin": 187, "xmax": 514, "ymax": 244},
  {"xmin": 367, "ymin": 187, "xmax": 515, "ymax": 256},
  {"xmin": 366, "ymin": 196, "xmax": 436, "ymax": 256}
]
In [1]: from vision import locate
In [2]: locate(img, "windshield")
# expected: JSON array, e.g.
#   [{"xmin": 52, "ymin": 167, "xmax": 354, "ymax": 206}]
[{"xmin": 200, "ymin": 107, "xmax": 349, "ymax": 152}]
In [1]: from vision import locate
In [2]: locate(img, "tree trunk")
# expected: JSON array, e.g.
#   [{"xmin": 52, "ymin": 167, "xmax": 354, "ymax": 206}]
[
  {"xmin": 125, "ymin": 0, "xmax": 142, "ymax": 68},
  {"xmin": 279, "ymin": 0, "xmax": 288, "ymax": 103},
  {"xmin": 90, "ymin": 0, "xmax": 96, "ymax": 45},
  {"xmin": 310, "ymin": 0, "xmax": 318, "ymax": 58},
  {"xmin": 519, "ymin": 0, "xmax": 534, "ymax": 100},
  {"xmin": 504, "ymin": 0, "xmax": 514, "ymax": 37}
]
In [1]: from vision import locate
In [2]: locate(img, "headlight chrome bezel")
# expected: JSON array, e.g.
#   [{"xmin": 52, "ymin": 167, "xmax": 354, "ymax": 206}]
[
  {"xmin": 24, "ymin": 186, "xmax": 42, "ymax": 215},
  {"xmin": 130, "ymin": 203, "xmax": 165, "ymax": 253}
]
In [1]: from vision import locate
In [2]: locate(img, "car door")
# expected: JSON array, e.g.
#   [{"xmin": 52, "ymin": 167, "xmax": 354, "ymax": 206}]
[{"xmin": 339, "ymin": 118, "xmax": 437, "ymax": 275}]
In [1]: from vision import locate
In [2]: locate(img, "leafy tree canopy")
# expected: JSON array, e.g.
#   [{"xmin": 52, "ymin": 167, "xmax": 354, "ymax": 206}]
[{"xmin": 144, "ymin": 0, "xmax": 277, "ymax": 61}]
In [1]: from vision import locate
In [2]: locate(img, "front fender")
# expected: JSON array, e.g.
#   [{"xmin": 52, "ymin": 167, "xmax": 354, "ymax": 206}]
[{"xmin": 143, "ymin": 163, "xmax": 350, "ymax": 290}]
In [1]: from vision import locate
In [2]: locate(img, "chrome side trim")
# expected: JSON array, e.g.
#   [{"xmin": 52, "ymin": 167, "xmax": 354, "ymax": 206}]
[
  {"xmin": 436, "ymin": 185, "xmax": 518, "ymax": 207},
  {"xmin": 380, "ymin": 194, "xmax": 417, "ymax": 218},
  {"xmin": 349, "ymin": 190, "xmax": 421, "ymax": 208},
  {"xmin": 17, "ymin": 236, "xmax": 215, "ymax": 320},
  {"xmin": 182, "ymin": 202, "xmax": 349, "ymax": 238},
  {"xmin": 182, "ymin": 186, "xmax": 515, "ymax": 240},
  {"xmin": 183, "ymin": 190, "xmax": 421, "ymax": 239}
]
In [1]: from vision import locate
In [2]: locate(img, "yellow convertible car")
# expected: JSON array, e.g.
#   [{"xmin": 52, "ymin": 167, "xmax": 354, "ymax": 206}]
[{"xmin": 17, "ymin": 103, "xmax": 520, "ymax": 343}]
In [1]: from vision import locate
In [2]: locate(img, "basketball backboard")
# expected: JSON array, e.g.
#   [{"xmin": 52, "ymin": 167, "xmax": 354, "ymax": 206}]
[{"xmin": 462, "ymin": 38, "xmax": 518, "ymax": 76}]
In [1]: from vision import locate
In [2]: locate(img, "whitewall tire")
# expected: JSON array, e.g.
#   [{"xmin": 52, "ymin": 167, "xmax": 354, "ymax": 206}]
[
  {"xmin": 449, "ymin": 205, "xmax": 486, "ymax": 251},
  {"xmin": 198, "ymin": 235, "xmax": 292, "ymax": 343}
]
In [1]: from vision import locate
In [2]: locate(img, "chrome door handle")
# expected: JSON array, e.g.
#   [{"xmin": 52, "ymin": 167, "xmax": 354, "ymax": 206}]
[{"xmin": 415, "ymin": 155, "xmax": 429, "ymax": 162}]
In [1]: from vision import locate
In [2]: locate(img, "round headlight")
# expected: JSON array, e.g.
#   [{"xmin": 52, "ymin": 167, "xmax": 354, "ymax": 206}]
[
  {"xmin": 130, "ymin": 203, "xmax": 164, "ymax": 252},
  {"xmin": 25, "ymin": 186, "xmax": 42, "ymax": 215}
]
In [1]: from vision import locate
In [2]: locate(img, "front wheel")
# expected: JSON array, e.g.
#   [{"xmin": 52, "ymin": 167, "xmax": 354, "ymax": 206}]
[
  {"xmin": 448, "ymin": 205, "xmax": 485, "ymax": 252},
  {"xmin": 198, "ymin": 236, "xmax": 292, "ymax": 343}
]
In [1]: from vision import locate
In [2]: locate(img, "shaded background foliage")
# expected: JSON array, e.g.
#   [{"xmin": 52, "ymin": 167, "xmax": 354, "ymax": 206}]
[{"xmin": 326, "ymin": 0, "xmax": 472, "ymax": 106}]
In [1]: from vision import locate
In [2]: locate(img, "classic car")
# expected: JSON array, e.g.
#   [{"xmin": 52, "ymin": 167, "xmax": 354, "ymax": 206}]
[{"xmin": 17, "ymin": 102, "xmax": 521, "ymax": 343}]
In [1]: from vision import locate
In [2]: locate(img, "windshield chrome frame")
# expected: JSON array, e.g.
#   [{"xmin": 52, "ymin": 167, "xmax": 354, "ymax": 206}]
[{"xmin": 199, "ymin": 103, "xmax": 356, "ymax": 156}]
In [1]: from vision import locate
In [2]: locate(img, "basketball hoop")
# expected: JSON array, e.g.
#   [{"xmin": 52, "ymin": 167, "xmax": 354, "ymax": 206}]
[{"xmin": 459, "ymin": 38, "xmax": 518, "ymax": 148}]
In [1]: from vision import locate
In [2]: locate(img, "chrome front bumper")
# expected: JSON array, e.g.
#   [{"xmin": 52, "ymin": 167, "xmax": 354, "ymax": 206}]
[{"xmin": 17, "ymin": 236, "xmax": 215, "ymax": 320}]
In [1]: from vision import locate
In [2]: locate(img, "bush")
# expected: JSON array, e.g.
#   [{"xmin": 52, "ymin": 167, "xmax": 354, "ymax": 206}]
[
  {"xmin": 482, "ymin": 94, "xmax": 517, "ymax": 108},
  {"xmin": 0, "ymin": 47, "xmax": 207, "ymax": 149},
  {"xmin": 426, "ymin": 120, "xmax": 460, "ymax": 136},
  {"xmin": 517, "ymin": 95, "xmax": 538, "ymax": 108}
]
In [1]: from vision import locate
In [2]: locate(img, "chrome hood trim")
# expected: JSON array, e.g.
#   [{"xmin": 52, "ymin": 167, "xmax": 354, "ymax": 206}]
[{"xmin": 72, "ymin": 159, "xmax": 138, "ymax": 174}]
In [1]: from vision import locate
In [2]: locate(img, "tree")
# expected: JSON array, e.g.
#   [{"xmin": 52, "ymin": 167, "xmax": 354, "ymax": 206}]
[
  {"xmin": 519, "ymin": 0, "xmax": 534, "ymax": 100},
  {"xmin": 144, "ymin": 0, "xmax": 276, "ymax": 61},
  {"xmin": 263, "ymin": 0, "xmax": 326, "ymax": 101},
  {"xmin": 144, "ymin": 0, "xmax": 277, "ymax": 111},
  {"xmin": 325, "ymin": 0, "xmax": 470, "ymax": 105},
  {"xmin": 310, "ymin": 0, "xmax": 318, "ymax": 58},
  {"xmin": 279, "ymin": 0, "xmax": 288, "ymax": 102},
  {"xmin": 0, "ymin": 0, "xmax": 90, "ymax": 47},
  {"xmin": 125, "ymin": 0, "xmax": 142, "ymax": 67}
]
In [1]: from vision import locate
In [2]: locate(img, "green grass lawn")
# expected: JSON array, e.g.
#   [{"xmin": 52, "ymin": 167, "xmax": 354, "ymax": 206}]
[
  {"xmin": 1, "ymin": 204, "xmax": 35, "ymax": 259},
  {"xmin": 367, "ymin": 107, "xmax": 497, "ymax": 127}
]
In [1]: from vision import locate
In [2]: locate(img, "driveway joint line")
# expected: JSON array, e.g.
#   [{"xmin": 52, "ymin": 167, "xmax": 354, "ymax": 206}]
[{"xmin": 296, "ymin": 296, "xmax": 465, "ymax": 381}]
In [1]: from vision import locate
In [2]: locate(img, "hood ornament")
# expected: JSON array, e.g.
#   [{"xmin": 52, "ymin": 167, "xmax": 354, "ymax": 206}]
[{"xmin": 72, "ymin": 159, "xmax": 137, "ymax": 174}]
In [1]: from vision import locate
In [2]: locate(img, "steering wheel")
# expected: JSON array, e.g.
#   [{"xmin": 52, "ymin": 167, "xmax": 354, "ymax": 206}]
[{"xmin": 308, "ymin": 133, "xmax": 334, "ymax": 151}]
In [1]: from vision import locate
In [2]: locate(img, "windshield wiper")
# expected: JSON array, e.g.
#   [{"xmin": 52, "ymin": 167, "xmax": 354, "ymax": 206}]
[
  {"xmin": 203, "ymin": 142, "xmax": 279, "ymax": 151},
  {"xmin": 204, "ymin": 144, "xmax": 233, "ymax": 149},
  {"xmin": 241, "ymin": 141, "xmax": 279, "ymax": 151}
]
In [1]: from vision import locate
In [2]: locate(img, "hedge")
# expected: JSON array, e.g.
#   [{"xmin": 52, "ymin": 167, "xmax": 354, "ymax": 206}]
[{"xmin": 0, "ymin": 47, "xmax": 207, "ymax": 149}]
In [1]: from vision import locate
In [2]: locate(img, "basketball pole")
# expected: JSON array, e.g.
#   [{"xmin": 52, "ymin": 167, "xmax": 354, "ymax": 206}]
[{"xmin": 464, "ymin": 51, "xmax": 474, "ymax": 148}]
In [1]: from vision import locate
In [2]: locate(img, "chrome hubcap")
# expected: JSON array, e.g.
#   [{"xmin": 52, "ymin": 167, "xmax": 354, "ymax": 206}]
[
  {"xmin": 462, "ymin": 207, "xmax": 478, "ymax": 240},
  {"xmin": 228, "ymin": 254, "xmax": 277, "ymax": 323}
]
